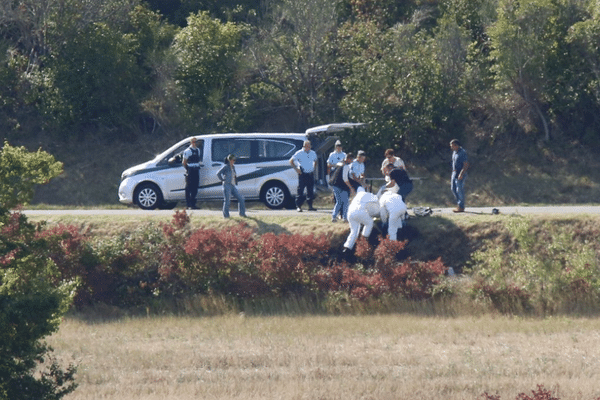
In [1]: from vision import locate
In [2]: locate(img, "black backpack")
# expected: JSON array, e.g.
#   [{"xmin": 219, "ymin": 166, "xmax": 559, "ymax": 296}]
[{"xmin": 329, "ymin": 162, "xmax": 347, "ymax": 189}]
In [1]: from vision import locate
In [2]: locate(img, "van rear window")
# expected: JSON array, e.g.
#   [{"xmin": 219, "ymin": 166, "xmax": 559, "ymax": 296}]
[{"xmin": 258, "ymin": 139, "xmax": 300, "ymax": 160}]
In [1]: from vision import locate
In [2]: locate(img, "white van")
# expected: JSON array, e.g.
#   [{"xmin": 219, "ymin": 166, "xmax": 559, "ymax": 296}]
[{"xmin": 118, "ymin": 123, "xmax": 364, "ymax": 210}]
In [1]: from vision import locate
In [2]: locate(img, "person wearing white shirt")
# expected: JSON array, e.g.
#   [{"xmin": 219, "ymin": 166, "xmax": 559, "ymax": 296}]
[
  {"xmin": 289, "ymin": 140, "xmax": 318, "ymax": 212},
  {"xmin": 327, "ymin": 140, "xmax": 346, "ymax": 180},
  {"xmin": 343, "ymin": 186, "xmax": 380, "ymax": 251},
  {"xmin": 348, "ymin": 150, "xmax": 367, "ymax": 192},
  {"xmin": 380, "ymin": 148, "xmax": 406, "ymax": 183}
]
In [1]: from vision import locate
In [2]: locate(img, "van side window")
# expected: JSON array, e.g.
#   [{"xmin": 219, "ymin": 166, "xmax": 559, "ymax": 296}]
[
  {"xmin": 258, "ymin": 139, "xmax": 301, "ymax": 161},
  {"xmin": 212, "ymin": 139, "xmax": 252, "ymax": 164},
  {"xmin": 161, "ymin": 141, "xmax": 203, "ymax": 165}
]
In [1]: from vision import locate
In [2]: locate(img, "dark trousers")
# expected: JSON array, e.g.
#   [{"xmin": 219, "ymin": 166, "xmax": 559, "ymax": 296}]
[
  {"xmin": 185, "ymin": 169, "xmax": 199, "ymax": 207},
  {"xmin": 296, "ymin": 172, "xmax": 314, "ymax": 208},
  {"xmin": 399, "ymin": 181, "xmax": 413, "ymax": 202}
]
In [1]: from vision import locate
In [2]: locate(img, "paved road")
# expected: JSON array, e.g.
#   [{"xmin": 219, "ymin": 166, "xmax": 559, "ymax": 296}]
[{"xmin": 21, "ymin": 205, "xmax": 600, "ymax": 218}]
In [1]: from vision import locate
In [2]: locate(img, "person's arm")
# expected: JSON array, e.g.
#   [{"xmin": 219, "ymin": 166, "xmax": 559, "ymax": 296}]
[
  {"xmin": 216, "ymin": 165, "xmax": 226, "ymax": 182},
  {"xmin": 290, "ymin": 157, "xmax": 301, "ymax": 175},
  {"xmin": 182, "ymin": 150, "xmax": 189, "ymax": 169},
  {"xmin": 343, "ymin": 165, "xmax": 354, "ymax": 194},
  {"xmin": 458, "ymin": 161, "xmax": 470, "ymax": 180}
]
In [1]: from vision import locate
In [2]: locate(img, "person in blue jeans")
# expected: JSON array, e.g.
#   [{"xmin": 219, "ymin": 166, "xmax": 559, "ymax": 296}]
[
  {"xmin": 329, "ymin": 153, "xmax": 354, "ymax": 222},
  {"xmin": 450, "ymin": 139, "xmax": 469, "ymax": 212},
  {"xmin": 216, "ymin": 154, "xmax": 246, "ymax": 218}
]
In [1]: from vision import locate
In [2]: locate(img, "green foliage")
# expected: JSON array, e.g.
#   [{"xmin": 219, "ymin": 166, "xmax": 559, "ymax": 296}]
[
  {"xmin": 173, "ymin": 11, "xmax": 245, "ymax": 129},
  {"xmin": 340, "ymin": 17, "xmax": 470, "ymax": 154},
  {"xmin": 467, "ymin": 218, "xmax": 600, "ymax": 314},
  {"xmin": 0, "ymin": 144, "xmax": 76, "ymax": 399},
  {"xmin": 38, "ymin": 22, "xmax": 145, "ymax": 135},
  {"xmin": 0, "ymin": 142, "xmax": 63, "ymax": 210},
  {"xmin": 243, "ymin": 0, "xmax": 345, "ymax": 130}
]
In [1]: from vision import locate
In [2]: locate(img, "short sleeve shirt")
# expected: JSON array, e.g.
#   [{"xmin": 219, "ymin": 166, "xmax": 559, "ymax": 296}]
[
  {"xmin": 291, "ymin": 149, "xmax": 317, "ymax": 173},
  {"xmin": 349, "ymin": 160, "xmax": 365, "ymax": 180},
  {"xmin": 452, "ymin": 148, "xmax": 468, "ymax": 174},
  {"xmin": 381, "ymin": 157, "xmax": 405, "ymax": 171},
  {"xmin": 327, "ymin": 151, "xmax": 346, "ymax": 166}
]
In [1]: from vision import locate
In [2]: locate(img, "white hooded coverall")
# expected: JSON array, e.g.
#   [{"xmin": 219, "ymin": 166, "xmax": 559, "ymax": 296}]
[
  {"xmin": 344, "ymin": 187, "xmax": 380, "ymax": 250},
  {"xmin": 378, "ymin": 191, "xmax": 407, "ymax": 241}
]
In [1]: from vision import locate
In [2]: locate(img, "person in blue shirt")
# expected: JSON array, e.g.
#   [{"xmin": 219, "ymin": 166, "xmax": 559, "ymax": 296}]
[
  {"xmin": 450, "ymin": 139, "xmax": 469, "ymax": 212},
  {"xmin": 290, "ymin": 140, "xmax": 318, "ymax": 212}
]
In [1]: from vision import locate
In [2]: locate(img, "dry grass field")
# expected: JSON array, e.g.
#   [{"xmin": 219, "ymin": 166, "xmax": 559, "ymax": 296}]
[{"xmin": 50, "ymin": 314, "xmax": 600, "ymax": 400}]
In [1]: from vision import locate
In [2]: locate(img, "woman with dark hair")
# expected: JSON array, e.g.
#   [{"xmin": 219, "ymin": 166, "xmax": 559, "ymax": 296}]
[{"xmin": 216, "ymin": 154, "xmax": 247, "ymax": 218}]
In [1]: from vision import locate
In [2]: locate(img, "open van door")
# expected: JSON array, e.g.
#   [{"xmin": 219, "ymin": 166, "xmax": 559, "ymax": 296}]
[
  {"xmin": 305, "ymin": 123, "xmax": 366, "ymax": 186},
  {"xmin": 305, "ymin": 122, "xmax": 367, "ymax": 136}
]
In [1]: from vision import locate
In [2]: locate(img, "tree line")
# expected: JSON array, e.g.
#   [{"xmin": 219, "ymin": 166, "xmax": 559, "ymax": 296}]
[{"xmin": 2, "ymin": 0, "xmax": 600, "ymax": 156}]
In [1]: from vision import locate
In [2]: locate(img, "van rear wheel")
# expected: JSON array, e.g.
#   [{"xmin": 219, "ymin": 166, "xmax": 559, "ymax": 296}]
[{"xmin": 261, "ymin": 182, "xmax": 291, "ymax": 209}]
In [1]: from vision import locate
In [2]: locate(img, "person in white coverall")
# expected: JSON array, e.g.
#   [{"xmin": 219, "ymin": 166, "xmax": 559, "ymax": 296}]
[
  {"xmin": 378, "ymin": 190, "xmax": 407, "ymax": 241},
  {"xmin": 343, "ymin": 186, "xmax": 380, "ymax": 251}
]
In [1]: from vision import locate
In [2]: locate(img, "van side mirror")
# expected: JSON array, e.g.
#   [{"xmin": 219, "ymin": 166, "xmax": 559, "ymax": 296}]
[{"xmin": 168, "ymin": 154, "xmax": 182, "ymax": 165}]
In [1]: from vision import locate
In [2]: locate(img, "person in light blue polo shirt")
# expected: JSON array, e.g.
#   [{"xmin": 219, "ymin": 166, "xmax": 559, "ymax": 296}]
[{"xmin": 290, "ymin": 140, "xmax": 318, "ymax": 212}]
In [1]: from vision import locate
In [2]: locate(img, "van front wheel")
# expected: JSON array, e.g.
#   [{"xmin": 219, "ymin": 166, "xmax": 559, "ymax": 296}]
[
  {"xmin": 261, "ymin": 182, "xmax": 290, "ymax": 209},
  {"xmin": 134, "ymin": 183, "xmax": 163, "ymax": 210}
]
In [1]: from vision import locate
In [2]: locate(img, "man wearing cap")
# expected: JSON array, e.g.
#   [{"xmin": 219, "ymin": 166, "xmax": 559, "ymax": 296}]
[
  {"xmin": 290, "ymin": 140, "xmax": 318, "ymax": 212},
  {"xmin": 183, "ymin": 137, "xmax": 201, "ymax": 209},
  {"xmin": 327, "ymin": 140, "xmax": 346, "ymax": 180},
  {"xmin": 327, "ymin": 140, "xmax": 346, "ymax": 220},
  {"xmin": 348, "ymin": 150, "xmax": 367, "ymax": 193}
]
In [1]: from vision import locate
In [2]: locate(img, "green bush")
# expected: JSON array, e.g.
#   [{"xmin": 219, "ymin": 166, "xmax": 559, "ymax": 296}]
[
  {"xmin": 467, "ymin": 218, "xmax": 600, "ymax": 314},
  {"xmin": 0, "ymin": 143, "xmax": 77, "ymax": 399}
]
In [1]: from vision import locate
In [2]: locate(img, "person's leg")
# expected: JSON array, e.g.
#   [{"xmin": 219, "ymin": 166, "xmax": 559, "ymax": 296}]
[
  {"xmin": 451, "ymin": 176, "xmax": 460, "ymax": 206},
  {"xmin": 387, "ymin": 209, "xmax": 403, "ymax": 241},
  {"xmin": 379, "ymin": 203, "xmax": 389, "ymax": 236},
  {"xmin": 296, "ymin": 174, "xmax": 307, "ymax": 209},
  {"xmin": 306, "ymin": 175, "xmax": 315, "ymax": 210},
  {"xmin": 231, "ymin": 185, "xmax": 246, "ymax": 217},
  {"xmin": 340, "ymin": 190, "xmax": 349, "ymax": 221},
  {"xmin": 332, "ymin": 186, "xmax": 342, "ymax": 221},
  {"xmin": 359, "ymin": 209, "xmax": 374, "ymax": 238},
  {"xmin": 399, "ymin": 182, "xmax": 413, "ymax": 203},
  {"xmin": 344, "ymin": 210, "xmax": 364, "ymax": 249},
  {"xmin": 222, "ymin": 183, "xmax": 232, "ymax": 218},
  {"xmin": 188, "ymin": 170, "xmax": 199, "ymax": 208},
  {"xmin": 455, "ymin": 176, "xmax": 466, "ymax": 209}
]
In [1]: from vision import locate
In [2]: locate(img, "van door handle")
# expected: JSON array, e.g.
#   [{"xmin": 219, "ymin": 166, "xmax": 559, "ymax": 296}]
[{"xmin": 212, "ymin": 163, "xmax": 223, "ymax": 167}]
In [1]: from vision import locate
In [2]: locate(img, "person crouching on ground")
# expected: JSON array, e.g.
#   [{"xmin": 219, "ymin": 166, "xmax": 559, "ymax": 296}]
[
  {"xmin": 379, "ymin": 163, "xmax": 413, "ymax": 203},
  {"xmin": 290, "ymin": 140, "xmax": 318, "ymax": 212},
  {"xmin": 378, "ymin": 190, "xmax": 407, "ymax": 241},
  {"xmin": 216, "ymin": 154, "xmax": 246, "ymax": 218},
  {"xmin": 343, "ymin": 186, "xmax": 380, "ymax": 252}
]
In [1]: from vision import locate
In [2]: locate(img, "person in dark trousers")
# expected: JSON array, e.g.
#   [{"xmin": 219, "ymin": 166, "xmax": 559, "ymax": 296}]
[
  {"xmin": 450, "ymin": 139, "xmax": 469, "ymax": 212},
  {"xmin": 183, "ymin": 137, "xmax": 201, "ymax": 209},
  {"xmin": 289, "ymin": 140, "xmax": 318, "ymax": 212},
  {"xmin": 216, "ymin": 154, "xmax": 246, "ymax": 218}
]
